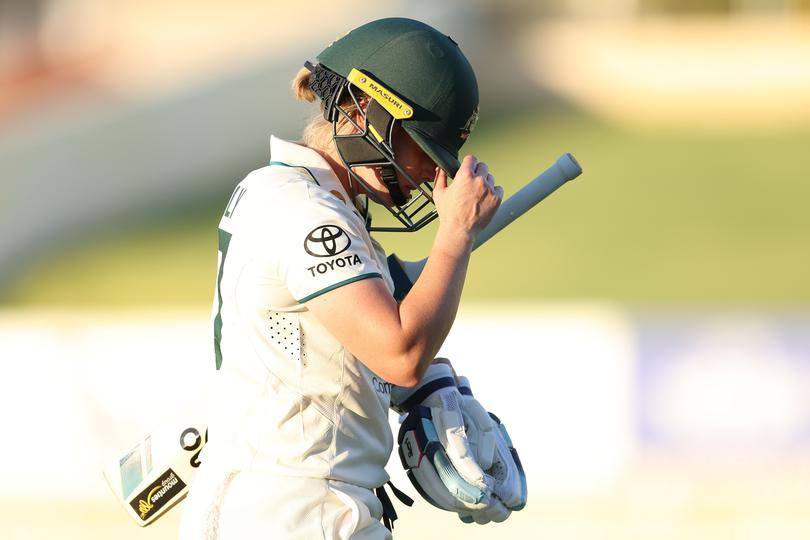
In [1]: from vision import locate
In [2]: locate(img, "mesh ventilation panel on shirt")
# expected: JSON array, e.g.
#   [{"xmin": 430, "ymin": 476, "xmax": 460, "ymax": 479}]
[{"xmin": 267, "ymin": 311, "xmax": 302, "ymax": 363}]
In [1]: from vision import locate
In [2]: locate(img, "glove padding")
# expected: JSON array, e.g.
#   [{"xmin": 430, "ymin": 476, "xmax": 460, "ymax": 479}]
[
  {"xmin": 391, "ymin": 365, "xmax": 527, "ymax": 524},
  {"xmin": 391, "ymin": 364, "xmax": 494, "ymax": 513},
  {"xmin": 455, "ymin": 375, "xmax": 527, "ymax": 524}
]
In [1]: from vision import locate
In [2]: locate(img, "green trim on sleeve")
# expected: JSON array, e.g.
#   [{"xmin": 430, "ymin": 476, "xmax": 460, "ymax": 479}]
[
  {"xmin": 268, "ymin": 161, "xmax": 321, "ymax": 186},
  {"xmin": 298, "ymin": 273, "xmax": 382, "ymax": 304}
]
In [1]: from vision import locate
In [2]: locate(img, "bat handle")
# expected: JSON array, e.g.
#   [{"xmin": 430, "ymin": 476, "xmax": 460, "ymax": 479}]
[
  {"xmin": 472, "ymin": 153, "xmax": 581, "ymax": 250},
  {"xmin": 389, "ymin": 152, "xmax": 582, "ymax": 300}
]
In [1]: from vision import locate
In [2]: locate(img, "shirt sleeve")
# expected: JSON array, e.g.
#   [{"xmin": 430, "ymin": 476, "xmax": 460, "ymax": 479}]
[{"xmin": 274, "ymin": 187, "xmax": 384, "ymax": 303}]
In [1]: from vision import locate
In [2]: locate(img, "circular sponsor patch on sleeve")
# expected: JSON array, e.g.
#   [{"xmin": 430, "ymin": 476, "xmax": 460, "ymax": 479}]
[{"xmin": 304, "ymin": 225, "xmax": 352, "ymax": 257}]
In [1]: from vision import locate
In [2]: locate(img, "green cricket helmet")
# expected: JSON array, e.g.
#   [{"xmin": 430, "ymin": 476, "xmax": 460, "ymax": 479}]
[{"xmin": 305, "ymin": 17, "xmax": 479, "ymax": 232}]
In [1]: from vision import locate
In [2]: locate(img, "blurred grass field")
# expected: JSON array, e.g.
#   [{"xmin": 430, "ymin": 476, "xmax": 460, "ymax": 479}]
[{"xmin": 6, "ymin": 105, "xmax": 810, "ymax": 307}]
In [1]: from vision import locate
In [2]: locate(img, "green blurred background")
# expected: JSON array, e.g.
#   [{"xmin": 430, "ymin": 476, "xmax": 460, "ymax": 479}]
[{"xmin": 7, "ymin": 104, "xmax": 810, "ymax": 306}]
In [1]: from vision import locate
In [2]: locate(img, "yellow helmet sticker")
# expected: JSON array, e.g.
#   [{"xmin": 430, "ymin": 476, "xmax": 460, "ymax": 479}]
[{"xmin": 347, "ymin": 68, "xmax": 414, "ymax": 120}]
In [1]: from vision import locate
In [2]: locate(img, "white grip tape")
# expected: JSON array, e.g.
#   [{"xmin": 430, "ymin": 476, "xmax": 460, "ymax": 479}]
[{"xmin": 474, "ymin": 153, "xmax": 582, "ymax": 249}]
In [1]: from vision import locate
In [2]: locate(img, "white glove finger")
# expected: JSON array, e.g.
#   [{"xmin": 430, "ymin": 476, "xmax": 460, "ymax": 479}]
[
  {"xmin": 457, "ymin": 512, "xmax": 476, "ymax": 524},
  {"xmin": 432, "ymin": 406, "xmax": 488, "ymax": 490},
  {"xmin": 489, "ymin": 435, "xmax": 518, "ymax": 504},
  {"xmin": 458, "ymin": 498, "xmax": 510, "ymax": 525},
  {"xmin": 403, "ymin": 419, "xmax": 490, "ymax": 512},
  {"xmin": 402, "ymin": 365, "xmax": 488, "ymax": 493},
  {"xmin": 490, "ymin": 421, "xmax": 527, "ymax": 510},
  {"xmin": 473, "ymin": 511, "xmax": 491, "ymax": 525},
  {"xmin": 478, "ymin": 432, "xmax": 496, "ymax": 469},
  {"xmin": 483, "ymin": 499, "xmax": 511, "ymax": 523},
  {"xmin": 461, "ymin": 397, "xmax": 496, "ymax": 469}
]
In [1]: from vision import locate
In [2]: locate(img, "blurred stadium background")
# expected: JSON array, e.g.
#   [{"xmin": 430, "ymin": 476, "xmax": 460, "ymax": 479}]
[{"xmin": 2, "ymin": 0, "xmax": 810, "ymax": 538}]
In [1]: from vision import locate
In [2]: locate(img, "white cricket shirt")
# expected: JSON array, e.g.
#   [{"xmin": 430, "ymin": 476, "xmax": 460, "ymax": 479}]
[{"xmin": 204, "ymin": 136, "xmax": 395, "ymax": 489}]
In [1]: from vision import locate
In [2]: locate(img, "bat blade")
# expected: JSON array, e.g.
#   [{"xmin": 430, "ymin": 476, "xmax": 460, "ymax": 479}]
[{"xmin": 103, "ymin": 417, "xmax": 207, "ymax": 526}]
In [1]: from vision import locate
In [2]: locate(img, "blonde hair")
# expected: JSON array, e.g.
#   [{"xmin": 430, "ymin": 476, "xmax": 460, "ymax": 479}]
[{"xmin": 291, "ymin": 67, "xmax": 362, "ymax": 152}]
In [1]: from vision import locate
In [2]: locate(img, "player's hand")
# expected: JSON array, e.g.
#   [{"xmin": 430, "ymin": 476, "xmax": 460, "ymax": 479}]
[
  {"xmin": 391, "ymin": 363, "xmax": 496, "ymax": 511},
  {"xmin": 432, "ymin": 155, "xmax": 503, "ymax": 239}
]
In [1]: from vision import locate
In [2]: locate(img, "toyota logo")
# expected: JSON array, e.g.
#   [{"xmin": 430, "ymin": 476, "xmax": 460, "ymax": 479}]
[{"xmin": 304, "ymin": 225, "xmax": 351, "ymax": 257}]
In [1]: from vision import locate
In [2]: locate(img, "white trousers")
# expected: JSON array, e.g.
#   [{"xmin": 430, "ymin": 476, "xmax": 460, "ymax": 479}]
[{"xmin": 178, "ymin": 470, "xmax": 392, "ymax": 540}]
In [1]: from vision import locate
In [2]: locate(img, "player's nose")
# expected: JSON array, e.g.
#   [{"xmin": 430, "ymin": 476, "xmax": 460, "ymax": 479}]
[{"xmin": 420, "ymin": 161, "xmax": 438, "ymax": 183}]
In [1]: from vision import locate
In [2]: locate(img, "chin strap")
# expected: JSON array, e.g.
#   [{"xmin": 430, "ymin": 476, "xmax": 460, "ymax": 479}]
[{"xmin": 380, "ymin": 165, "xmax": 406, "ymax": 206}]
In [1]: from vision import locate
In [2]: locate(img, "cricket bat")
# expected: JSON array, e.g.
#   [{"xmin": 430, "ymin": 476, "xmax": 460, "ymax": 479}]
[{"xmin": 102, "ymin": 152, "xmax": 582, "ymax": 526}]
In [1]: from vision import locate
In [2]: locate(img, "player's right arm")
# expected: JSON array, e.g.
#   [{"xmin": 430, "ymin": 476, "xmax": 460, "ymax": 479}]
[{"xmin": 305, "ymin": 156, "xmax": 502, "ymax": 387}]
